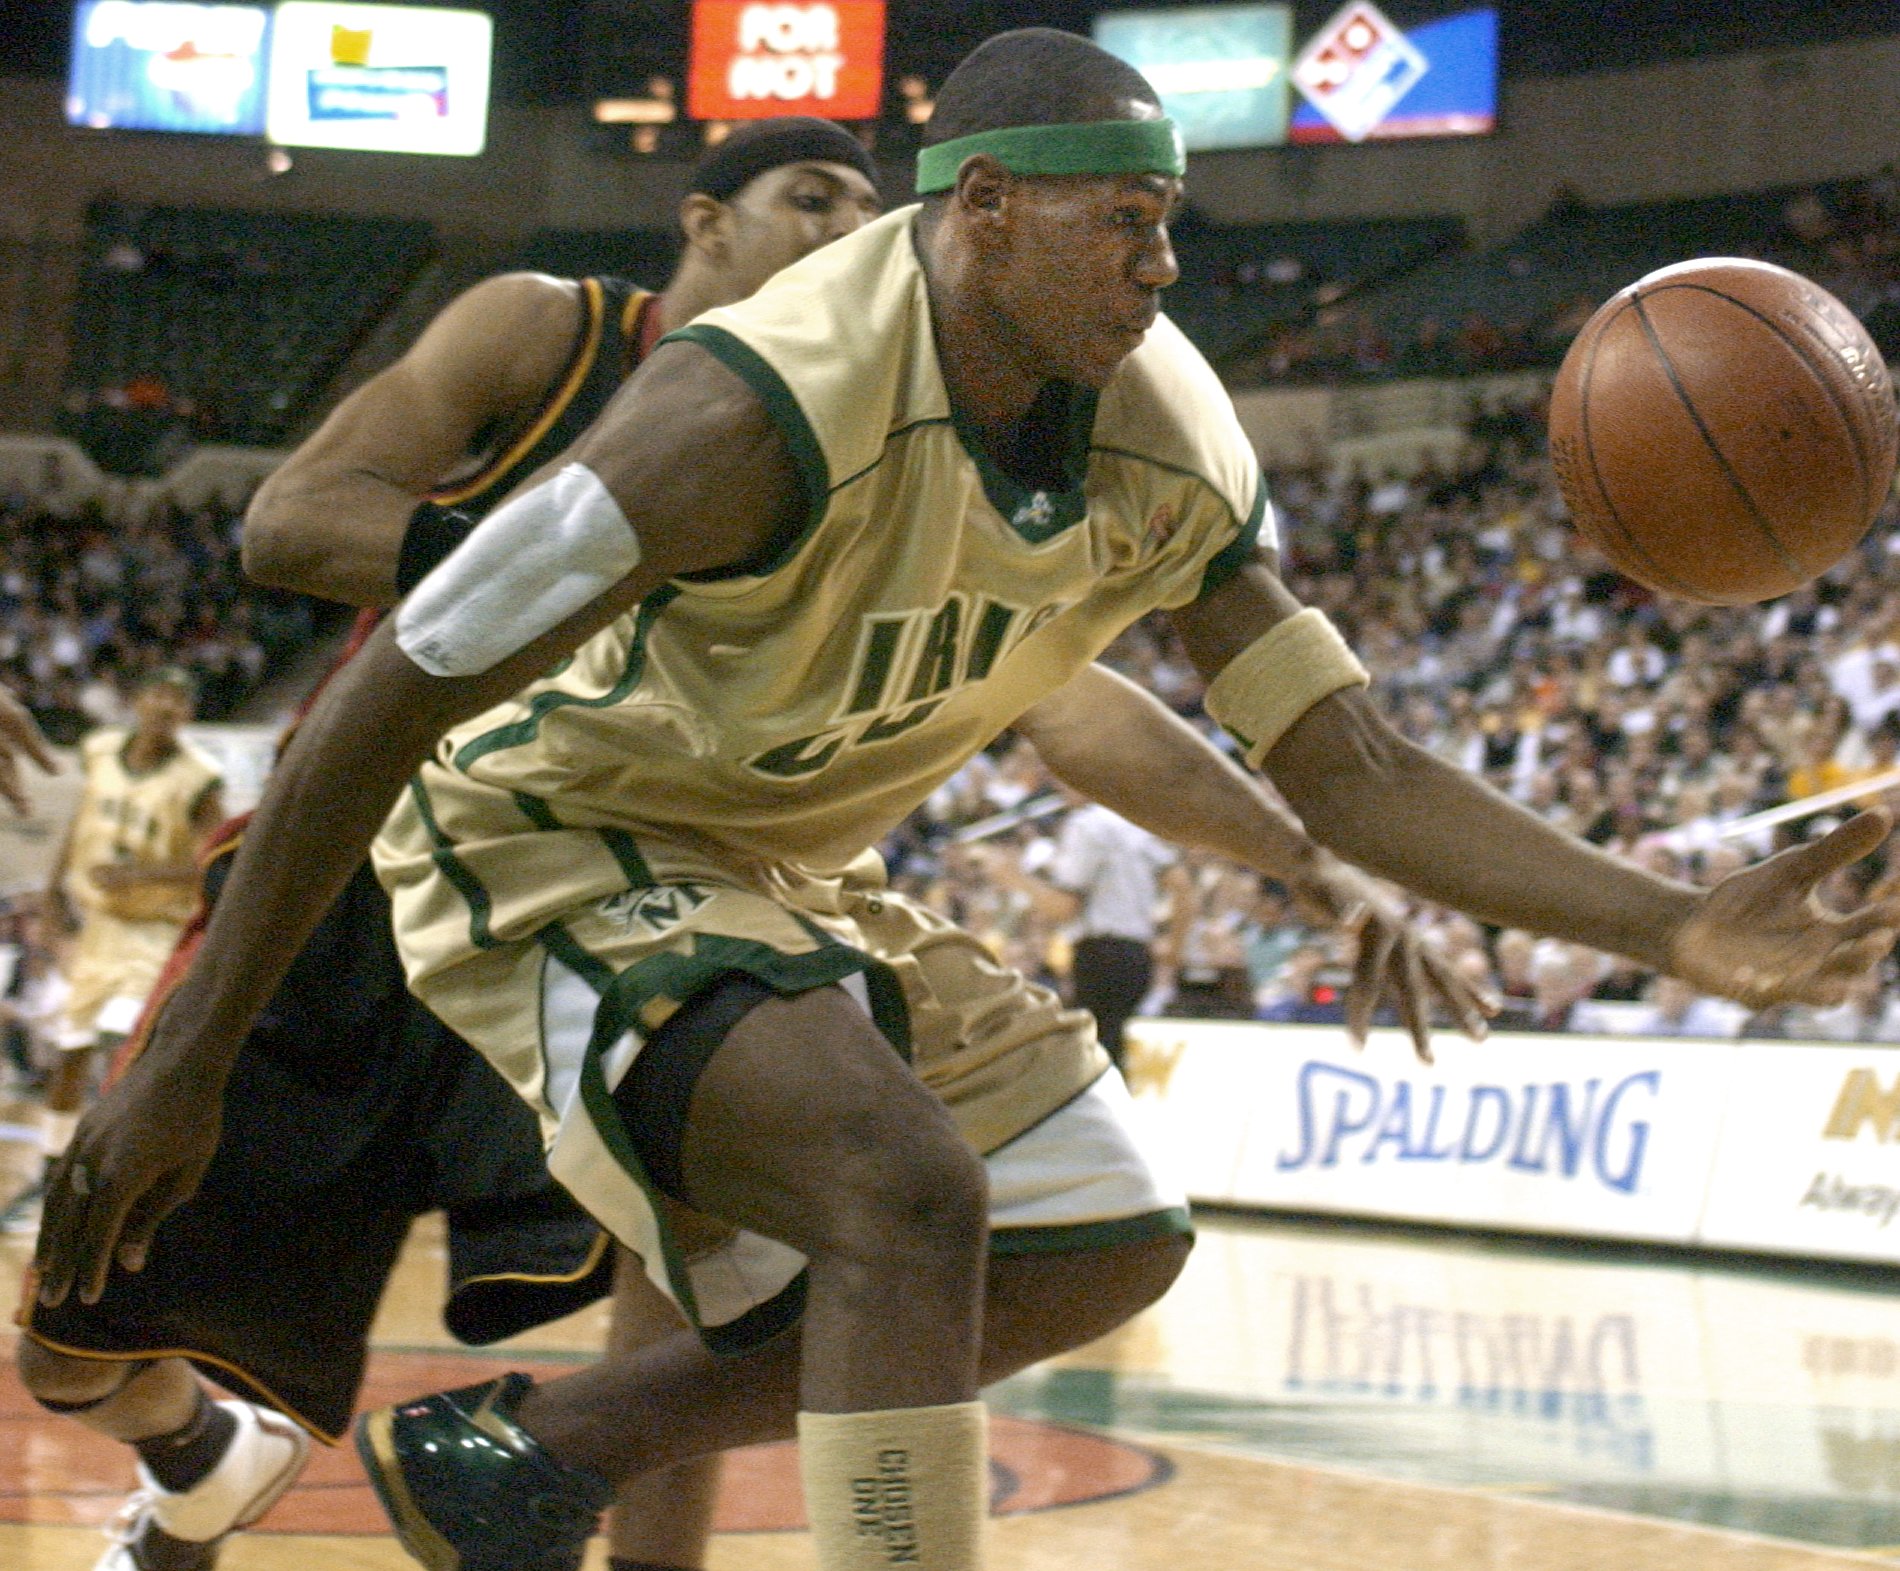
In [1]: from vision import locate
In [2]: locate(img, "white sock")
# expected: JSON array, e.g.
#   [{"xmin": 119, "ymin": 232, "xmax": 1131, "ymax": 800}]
[{"xmin": 798, "ymin": 1402, "xmax": 987, "ymax": 1570}]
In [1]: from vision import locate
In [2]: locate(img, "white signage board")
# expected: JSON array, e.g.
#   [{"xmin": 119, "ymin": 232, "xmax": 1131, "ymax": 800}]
[
  {"xmin": 1125, "ymin": 1021, "xmax": 1732, "ymax": 1245},
  {"xmin": 1699, "ymin": 1043, "xmax": 1900, "ymax": 1264}
]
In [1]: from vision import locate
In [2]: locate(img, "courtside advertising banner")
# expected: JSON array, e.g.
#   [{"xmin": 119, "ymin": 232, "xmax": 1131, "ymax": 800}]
[
  {"xmin": 1698, "ymin": 1044, "xmax": 1900, "ymax": 1265},
  {"xmin": 688, "ymin": 0, "xmax": 886, "ymax": 121},
  {"xmin": 1123, "ymin": 1021, "xmax": 1730, "ymax": 1244}
]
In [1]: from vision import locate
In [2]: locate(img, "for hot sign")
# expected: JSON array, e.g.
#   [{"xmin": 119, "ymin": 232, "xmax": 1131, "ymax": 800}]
[{"xmin": 689, "ymin": 1, "xmax": 887, "ymax": 120}]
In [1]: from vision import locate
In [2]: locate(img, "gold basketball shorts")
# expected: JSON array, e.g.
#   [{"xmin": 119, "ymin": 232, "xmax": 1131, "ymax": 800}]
[
  {"xmin": 401, "ymin": 846, "xmax": 1191, "ymax": 1352},
  {"xmin": 61, "ymin": 912, "xmax": 182, "ymax": 1047}
]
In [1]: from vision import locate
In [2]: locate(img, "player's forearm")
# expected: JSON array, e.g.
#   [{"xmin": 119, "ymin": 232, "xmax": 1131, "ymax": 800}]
[
  {"xmin": 243, "ymin": 465, "xmax": 417, "ymax": 607},
  {"xmin": 1267, "ymin": 691, "xmax": 1697, "ymax": 968},
  {"xmin": 1018, "ymin": 665, "xmax": 1327, "ymax": 885},
  {"xmin": 133, "ymin": 646, "xmax": 456, "ymax": 1089},
  {"xmin": 1060, "ymin": 717, "xmax": 1325, "ymax": 884}
]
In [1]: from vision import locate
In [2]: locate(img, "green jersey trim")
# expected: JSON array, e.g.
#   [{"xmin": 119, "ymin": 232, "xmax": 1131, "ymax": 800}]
[
  {"xmin": 511, "ymin": 791, "xmax": 561, "ymax": 830},
  {"xmin": 948, "ymin": 386, "xmax": 1100, "ymax": 544},
  {"xmin": 661, "ymin": 323, "xmax": 829, "ymax": 577},
  {"xmin": 1195, "ymin": 470, "xmax": 1270, "ymax": 599},
  {"xmin": 450, "ymin": 585, "xmax": 680, "ymax": 773},
  {"xmin": 990, "ymin": 1207, "xmax": 1195, "ymax": 1256},
  {"xmin": 408, "ymin": 776, "xmax": 500, "ymax": 951},
  {"xmin": 598, "ymin": 827, "xmax": 655, "ymax": 890}
]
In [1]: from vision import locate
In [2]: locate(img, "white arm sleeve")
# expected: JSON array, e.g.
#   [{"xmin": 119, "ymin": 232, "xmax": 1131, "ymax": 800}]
[{"xmin": 395, "ymin": 463, "xmax": 643, "ymax": 677}]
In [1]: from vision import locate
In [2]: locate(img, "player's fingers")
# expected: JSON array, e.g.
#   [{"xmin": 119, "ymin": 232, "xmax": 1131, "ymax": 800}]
[
  {"xmin": 0, "ymin": 757, "xmax": 26, "ymax": 816},
  {"xmin": 32, "ymin": 1152, "xmax": 93, "ymax": 1309},
  {"xmin": 1397, "ymin": 939, "xmax": 1433, "ymax": 1066},
  {"xmin": 1774, "ymin": 809, "xmax": 1893, "ymax": 888},
  {"xmin": 1346, "ymin": 921, "xmax": 1395, "ymax": 1049},
  {"xmin": 1825, "ymin": 903, "xmax": 1900, "ymax": 946},
  {"xmin": 1425, "ymin": 949, "xmax": 1494, "ymax": 1042},
  {"xmin": 115, "ymin": 1182, "xmax": 185, "ymax": 1279},
  {"xmin": 80, "ymin": 1198, "xmax": 131, "ymax": 1307},
  {"xmin": 1814, "ymin": 928, "xmax": 1900, "ymax": 982}
]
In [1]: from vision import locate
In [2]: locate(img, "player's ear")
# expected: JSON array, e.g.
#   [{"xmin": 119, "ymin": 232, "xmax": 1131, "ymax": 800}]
[
  {"xmin": 679, "ymin": 193, "xmax": 733, "ymax": 261},
  {"xmin": 953, "ymin": 156, "xmax": 1013, "ymax": 234}
]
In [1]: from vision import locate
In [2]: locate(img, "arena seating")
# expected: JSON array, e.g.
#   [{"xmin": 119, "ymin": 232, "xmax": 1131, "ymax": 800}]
[
  {"xmin": 512, "ymin": 227, "xmax": 681, "ymax": 290},
  {"xmin": 1162, "ymin": 211, "xmax": 1465, "ymax": 365},
  {"xmin": 61, "ymin": 201, "xmax": 435, "ymax": 468},
  {"xmin": 1225, "ymin": 173, "xmax": 1900, "ymax": 385}
]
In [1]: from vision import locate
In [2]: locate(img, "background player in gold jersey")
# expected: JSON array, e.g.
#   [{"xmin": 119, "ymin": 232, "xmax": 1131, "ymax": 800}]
[
  {"xmin": 3, "ymin": 669, "xmax": 219, "ymax": 1236},
  {"xmin": 15, "ymin": 118, "xmax": 1478, "ymax": 1571},
  {"xmin": 38, "ymin": 33, "xmax": 1900, "ymax": 1571}
]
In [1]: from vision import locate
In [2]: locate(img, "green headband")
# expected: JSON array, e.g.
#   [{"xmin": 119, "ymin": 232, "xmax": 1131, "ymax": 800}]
[{"xmin": 915, "ymin": 117, "xmax": 1186, "ymax": 195}]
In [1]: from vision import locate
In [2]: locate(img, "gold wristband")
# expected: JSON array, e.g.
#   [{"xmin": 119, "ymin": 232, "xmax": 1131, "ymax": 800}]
[{"xmin": 1202, "ymin": 607, "xmax": 1369, "ymax": 768}]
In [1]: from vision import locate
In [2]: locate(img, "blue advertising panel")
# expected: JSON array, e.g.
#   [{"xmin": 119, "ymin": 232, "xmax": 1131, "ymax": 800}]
[
  {"xmin": 66, "ymin": 0, "xmax": 272, "ymax": 135},
  {"xmin": 1290, "ymin": 4, "xmax": 1498, "ymax": 143}
]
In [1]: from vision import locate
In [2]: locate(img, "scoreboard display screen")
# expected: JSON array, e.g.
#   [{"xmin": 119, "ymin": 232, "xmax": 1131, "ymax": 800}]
[
  {"xmin": 66, "ymin": 0, "xmax": 273, "ymax": 135},
  {"xmin": 1093, "ymin": 5, "xmax": 1294, "ymax": 153},
  {"xmin": 265, "ymin": 2, "xmax": 493, "ymax": 156},
  {"xmin": 66, "ymin": 0, "xmax": 492, "ymax": 154}
]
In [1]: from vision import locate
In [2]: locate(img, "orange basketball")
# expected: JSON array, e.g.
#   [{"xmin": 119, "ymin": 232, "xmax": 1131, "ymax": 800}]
[{"xmin": 1548, "ymin": 258, "xmax": 1899, "ymax": 604}]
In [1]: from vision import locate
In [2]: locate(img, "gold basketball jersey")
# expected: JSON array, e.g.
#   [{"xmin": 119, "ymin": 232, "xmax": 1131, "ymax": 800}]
[
  {"xmin": 378, "ymin": 207, "xmax": 1271, "ymax": 974},
  {"xmin": 65, "ymin": 729, "xmax": 221, "ymax": 925}
]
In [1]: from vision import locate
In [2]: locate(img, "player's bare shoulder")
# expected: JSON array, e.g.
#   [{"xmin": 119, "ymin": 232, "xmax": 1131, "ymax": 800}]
[
  {"xmin": 415, "ymin": 271, "xmax": 587, "ymax": 405},
  {"xmin": 566, "ymin": 335, "xmax": 806, "ymax": 581}
]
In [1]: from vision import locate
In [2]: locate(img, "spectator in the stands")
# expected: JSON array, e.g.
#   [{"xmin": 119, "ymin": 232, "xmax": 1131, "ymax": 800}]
[{"xmin": 1632, "ymin": 975, "xmax": 1734, "ymax": 1039}]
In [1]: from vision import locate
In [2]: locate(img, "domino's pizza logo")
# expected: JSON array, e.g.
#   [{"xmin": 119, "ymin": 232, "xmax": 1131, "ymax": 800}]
[{"xmin": 1292, "ymin": 1, "xmax": 1427, "ymax": 143}]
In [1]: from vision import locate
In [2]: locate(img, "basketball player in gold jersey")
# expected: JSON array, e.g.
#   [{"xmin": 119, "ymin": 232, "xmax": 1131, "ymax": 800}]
[
  {"xmin": 15, "ymin": 117, "xmax": 1481, "ymax": 1571},
  {"xmin": 3, "ymin": 669, "xmax": 220, "ymax": 1236},
  {"xmin": 38, "ymin": 33, "xmax": 1900, "ymax": 1571}
]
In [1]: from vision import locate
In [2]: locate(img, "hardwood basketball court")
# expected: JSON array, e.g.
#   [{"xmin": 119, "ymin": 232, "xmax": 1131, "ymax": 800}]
[{"xmin": 5, "ymin": 1089, "xmax": 1898, "ymax": 1571}]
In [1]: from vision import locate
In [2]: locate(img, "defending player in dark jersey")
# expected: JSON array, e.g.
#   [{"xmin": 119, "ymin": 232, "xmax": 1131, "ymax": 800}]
[{"xmin": 14, "ymin": 117, "xmax": 883, "ymax": 1571}]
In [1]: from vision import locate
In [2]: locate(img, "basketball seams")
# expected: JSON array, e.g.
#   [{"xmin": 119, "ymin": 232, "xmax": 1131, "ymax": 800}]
[
  {"xmin": 1567, "ymin": 301, "xmax": 1704, "ymax": 599},
  {"xmin": 1628, "ymin": 293, "xmax": 1809, "ymax": 581},
  {"xmin": 1640, "ymin": 279, "xmax": 1878, "ymax": 521}
]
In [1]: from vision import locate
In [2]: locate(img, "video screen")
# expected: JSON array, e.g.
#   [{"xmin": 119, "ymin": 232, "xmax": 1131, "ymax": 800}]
[
  {"xmin": 1093, "ymin": 5, "xmax": 1293, "ymax": 153},
  {"xmin": 264, "ymin": 1, "xmax": 492, "ymax": 156},
  {"xmin": 66, "ymin": 0, "xmax": 273, "ymax": 135},
  {"xmin": 688, "ymin": 0, "xmax": 887, "ymax": 122},
  {"xmin": 1288, "ymin": 2, "xmax": 1498, "ymax": 143}
]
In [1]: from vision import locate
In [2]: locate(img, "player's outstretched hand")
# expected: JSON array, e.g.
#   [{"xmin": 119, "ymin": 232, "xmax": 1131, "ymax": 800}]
[
  {"xmin": 1666, "ymin": 808, "xmax": 1900, "ymax": 1010},
  {"xmin": 32, "ymin": 1041, "xmax": 222, "ymax": 1308},
  {"xmin": 0, "ymin": 687, "xmax": 57, "ymax": 815},
  {"xmin": 1289, "ymin": 856, "xmax": 1498, "ymax": 1064}
]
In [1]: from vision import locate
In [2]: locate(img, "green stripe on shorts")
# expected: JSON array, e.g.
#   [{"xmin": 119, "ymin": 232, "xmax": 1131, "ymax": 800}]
[{"xmin": 989, "ymin": 1207, "xmax": 1195, "ymax": 1256}]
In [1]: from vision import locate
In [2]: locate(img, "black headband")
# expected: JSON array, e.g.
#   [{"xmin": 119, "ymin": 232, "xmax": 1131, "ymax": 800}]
[{"xmin": 689, "ymin": 117, "xmax": 878, "ymax": 202}]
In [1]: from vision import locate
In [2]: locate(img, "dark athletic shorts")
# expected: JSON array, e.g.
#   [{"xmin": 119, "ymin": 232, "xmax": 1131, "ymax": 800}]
[{"xmin": 18, "ymin": 851, "xmax": 612, "ymax": 1443}]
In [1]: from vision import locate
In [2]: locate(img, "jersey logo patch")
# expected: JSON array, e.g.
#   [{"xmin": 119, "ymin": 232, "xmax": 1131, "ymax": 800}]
[
  {"xmin": 1013, "ymin": 492, "xmax": 1055, "ymax": 531},
  {"xmin": 601, "ymin": 882, "xmax": 715, "ymax": 934}
]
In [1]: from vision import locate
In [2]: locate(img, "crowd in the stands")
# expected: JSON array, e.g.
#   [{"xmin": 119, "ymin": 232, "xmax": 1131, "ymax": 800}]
[
  {"xmin": 888, "ymin": 395, "xmax": 1900, "ymax": 1042},
  {"xmin": 0, "ymin": 457, "xmax": 327, "ymax": 742}
]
